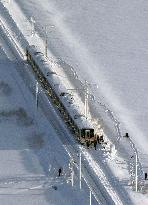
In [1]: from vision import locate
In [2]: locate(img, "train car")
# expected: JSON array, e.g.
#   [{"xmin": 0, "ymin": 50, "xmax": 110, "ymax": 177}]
[{"xmin": 26, "ymin": 45, "xmax": 96, "ymax": 145}]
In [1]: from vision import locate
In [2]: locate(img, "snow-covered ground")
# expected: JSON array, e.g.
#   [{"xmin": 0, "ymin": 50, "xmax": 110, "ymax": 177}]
[
  {"xmin": 0, "ymin": 0, "xmax": 148, "ymax": 204},
  {"xmin": 12, "ymin": 0, "xmax": 148, "ymax": 152},
  {"xmin": 15, "ymin": 0, "xmax": 148, "ymax": 152},
  {"xmin": 0, "ymin": 21, "xmax": 99, "ymax": 205}
]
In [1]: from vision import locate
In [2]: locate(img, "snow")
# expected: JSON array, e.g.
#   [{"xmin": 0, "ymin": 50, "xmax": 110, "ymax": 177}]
[
  {"xmin": 12, "ymin": 0, "xmax": 148, "ymax": 154},
  {"xmin": 0, "ymin": 22, "xmax": 97, "ymax": 205},
  {"xmin": 0, "ymin": 0, "xmax": 148, "ymax": 204},
  {"xmin": 27, "ymin": 45, "xmax": 94, "ymax": 130}
]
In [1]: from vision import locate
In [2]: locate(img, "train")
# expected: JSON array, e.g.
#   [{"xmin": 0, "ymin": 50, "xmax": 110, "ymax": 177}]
[{"xmin": 26, "ymin": 45, "xmax": 102, "ymax": 146}]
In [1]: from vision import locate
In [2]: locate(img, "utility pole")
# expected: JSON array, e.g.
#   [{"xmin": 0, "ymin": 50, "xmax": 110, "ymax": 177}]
[
  {"xmin": 71, "ymin": 163, "xmax": 74, "ymax": 187},
  {"xmin": 79, "ymin": 146, "xmax": 82, "ymax": 189},
  {"xmin": 90, "ymin": 190, "xmax": 92, "ymax": 205},
  {"xmin": 70, "ymin": 159, "xmax": 74, "ymax": 187},
  {"xmin": 44, "ymin": 25, "xmax": 48, "ymax": 58},
  {"xmin": 30, "ymin": 17, "xmax": 35, "ymax": 36},
  {"xmin": 84, "ymin": 80, "xmax": 89, "ymax": 119},
  {"xmin": 44, "ymin": 25, "xmax": 55, "ymax": 58},
  {"xmin": 36, "ymin": 81, "xmax": 39, "ymax": 111},
  {"xmin": 135, "ymin": 153, "xmax": 138, "ymax": 192}
]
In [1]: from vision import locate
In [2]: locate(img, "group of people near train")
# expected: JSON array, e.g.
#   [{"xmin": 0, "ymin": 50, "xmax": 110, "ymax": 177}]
[{"xmin": 86, "ymin": 134, "xmax": 104, "ymax": 150}]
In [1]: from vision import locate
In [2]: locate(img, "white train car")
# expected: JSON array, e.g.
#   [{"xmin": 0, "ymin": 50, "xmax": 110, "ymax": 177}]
[{"xmin": 26, "ymin": 45, "xmax": 97, "ymax": 145}]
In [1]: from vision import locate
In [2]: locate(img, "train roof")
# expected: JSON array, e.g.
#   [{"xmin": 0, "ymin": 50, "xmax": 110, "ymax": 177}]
[{"xmin": 27, "ymin": 45, "xmax": 93, "ymax": 129}]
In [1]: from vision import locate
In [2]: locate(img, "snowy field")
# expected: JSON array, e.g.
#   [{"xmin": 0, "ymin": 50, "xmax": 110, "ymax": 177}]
[{"xmin": 0, "ymin": 0, "xmax": 148, "ymax": 204}]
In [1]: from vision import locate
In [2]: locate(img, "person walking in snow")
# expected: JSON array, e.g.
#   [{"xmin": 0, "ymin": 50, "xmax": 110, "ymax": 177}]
[
  {"xmin": 145, "ymin": 173, "xmax": 147, "ymax": 180},
  {"xmin": 58, "ymin": 168, "xmax": 62, "ymax": 177},
  {"xmin": 94, "ymin": 140, "xmax": 97, "ymax": 150}
]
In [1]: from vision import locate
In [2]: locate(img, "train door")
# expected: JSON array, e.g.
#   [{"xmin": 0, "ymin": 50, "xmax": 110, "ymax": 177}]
[{"xmin": 85, "ymin": 130, "xmax": 90, "ymax": 139}]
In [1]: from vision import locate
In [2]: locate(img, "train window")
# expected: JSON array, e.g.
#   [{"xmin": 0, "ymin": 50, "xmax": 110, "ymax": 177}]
[
  {"xmin": 85, "ymin": 130, "xmax": 90, "ymax": 138},
  {"xmin": 35, "ymin": 51, "xmax": 42, "ymax": 55},
  {"xmin": 33, "ymin": 60, "xmax": 36, "ymax": 67},
  {"xmin": 71, "ymin": 118, "xmax": 73, "ymax": 124}
]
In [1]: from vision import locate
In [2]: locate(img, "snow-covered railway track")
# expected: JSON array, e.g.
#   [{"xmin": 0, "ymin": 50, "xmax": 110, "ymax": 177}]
[{"xmin": 0, "ymin": 18, "xmax": 24, "ymax": 59}]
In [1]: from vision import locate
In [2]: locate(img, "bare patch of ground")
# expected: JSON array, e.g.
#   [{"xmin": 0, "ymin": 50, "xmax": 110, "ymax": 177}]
[
  {"xmin": 27, "ymin": 132, "xmax": 45, "ymax": 149},
  {"xmin": 0, "ymin": 81, "xmax": 12, "ymax": 96},
  {"xmin": 0, "ymin": 107, "xmax": 33, "ymax": 126}
]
